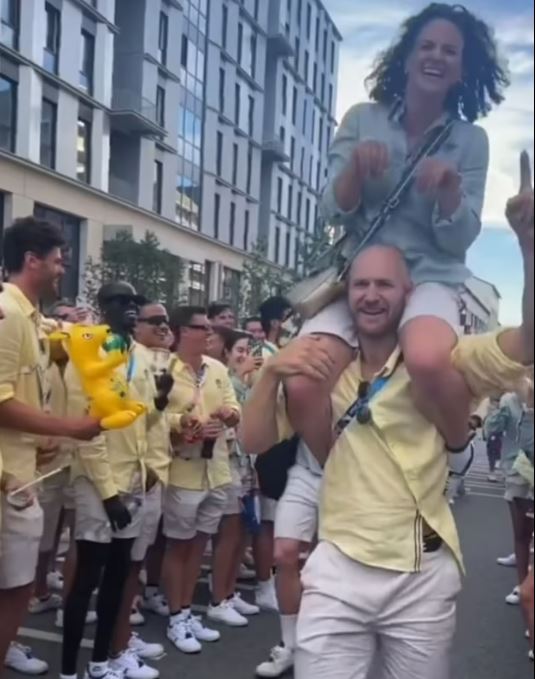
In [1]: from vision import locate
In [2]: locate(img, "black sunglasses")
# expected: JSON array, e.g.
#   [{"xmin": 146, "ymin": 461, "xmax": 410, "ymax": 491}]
[
  {"xmin": 356, "ymin": 382, "xmax": 373, "ymax": 425},
  {"xmin": 138, "ymin": 316, "xmax": 169, "ymax": 327}
]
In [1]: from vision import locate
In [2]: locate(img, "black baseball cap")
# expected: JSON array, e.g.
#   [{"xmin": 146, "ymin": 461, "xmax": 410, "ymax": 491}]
[{"xmin": 97, "ymin": 281, "xmax": 148, "ymax": 308}]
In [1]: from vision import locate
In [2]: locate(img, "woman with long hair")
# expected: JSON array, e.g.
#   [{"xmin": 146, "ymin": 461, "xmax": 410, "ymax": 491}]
[
  {"xmin": 286, "ymin": 3, "xmax": 510, "ymax": 465},
  {"xmin": 206, "ymin": 327, "xmax": 261, "ymax": 626}
]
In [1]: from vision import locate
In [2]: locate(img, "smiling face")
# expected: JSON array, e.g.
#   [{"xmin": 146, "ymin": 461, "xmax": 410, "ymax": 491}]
[
  {"xmin": 347, "ymin": 247, "xmax": 413, "ymax": 339},
  {"xmin": 228, "ymin": 337, "xmax": 251, "ymax": 372},
  {"xmin": 406, "ymin": 18, "xmax": 464, "ymax": 102},
  {"xmin": 135, "ymin": 304, "xmax": 170, "ymax": 349}
]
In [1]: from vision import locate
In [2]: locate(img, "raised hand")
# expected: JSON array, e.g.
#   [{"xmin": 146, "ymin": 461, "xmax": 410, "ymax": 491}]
[{"xmin": 506, "ymin": 151, "xmax": 534, "ymax": 252}]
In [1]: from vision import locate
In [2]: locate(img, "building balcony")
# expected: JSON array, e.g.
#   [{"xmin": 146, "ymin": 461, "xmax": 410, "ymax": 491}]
[
  {"xmin": 262, "ymin": 137, "xmax": 290, "ymax": 164},
  {"xmin": 267, "ymin": 24, "xmax": 294, "ymax": 58},
  {"xmin": 109, "ymin": 89, "xmax": 166, "ymax": 137}
]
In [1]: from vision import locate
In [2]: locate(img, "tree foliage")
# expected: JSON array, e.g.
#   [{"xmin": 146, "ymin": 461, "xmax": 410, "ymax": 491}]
[{"xmin": 81, "ymin": 231, "xmax": 185, "ymax": 310}]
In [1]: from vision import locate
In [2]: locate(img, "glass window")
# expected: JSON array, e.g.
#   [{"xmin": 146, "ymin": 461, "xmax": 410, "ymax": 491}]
[
  {"xmin": 214, "ymin": 193, "xmax": 221, "ymax": 239},
  {"xmin": 281, "ymin": 74, "xmax": 287, "ymax": 116},
  {"xmin": 0, "ymin": 75, "xmax": 16, "ymax": 151},
  {"xmin": 229, "ymin": 201, "xmax": 236, "ymax": 246},
  {"xmin": 331, "ymin": 41, "xmax": 336, "ymax": 73},
  {"xmin": 274, "ymin": 226, "xmax": 281, "ymax": 264},
  {"xmin": 44, "ymin": 3, "xmax": 61, "ymax": 74},
  {"xmin": 292, "ymin": 86, "xmax": 297, "ymax": 125},
  {"xmin": 40, "ymin": 98, "xmax": 56, "ymax": 169},
  {"xmin": 237, "ymin": 23, "xmax": 243, "ymax": 66},
  {"xmin": 153, "ymin": 160, "xmax": 163, "ymax": 214},
  {"xmin": 304, "ymin": 51, "xmax": 309, "ymax": 84},
  {"xmin": 216, "ymin": 131, "xmax": 223, "ymax": 176},
  {"xmin": 159, "ymin": 12, "xmax": 168, "ymax": 65},
  {"xmin": 294, "ymin": 37, "xmax": 300, "ymax": 71},
  {"xmin": 285, "ymin": 231, "xmax": 291, "ymax": 268},
  {"xmin": 222, "ymin": 4, "xmax": 228, "ymax": 49},
  {"xmin": 296, "ymin": 190, "xmax": 302, "ymax": 224},
  {"xmin": 1, "ymin": 0, "xmax": 19, "ymax": 49},
  {"xmin": 305, "ymin": 198, "xmax": 311, "ymax": 233},
  {"xmin": 248, "ymin": 95, "xmax": 254, "ymax": 136},
  {"xmin": 234, "ymin": 83, "xmax": 241, "ymax": 126},
  {"xmin": 76, "ymin": 118, "xmax": 91, "ymax": 183},
  {"xmin": 244, "ymin": 209, "xmax": 250, "ymax": 250},
  {"xmin": 288, "ymin": 185, "xmax": 293, "ymax": 221},
  {"xmin": 246, "ymin": 145, "xmax": 253, "ymax": 194},
  {"xmin": 181, "ymin": 35, "xmax": 188, "ymax": 68},
  {"xmin": 276, "ymin": 177, "xmax": 283, "ymax": 214},
  {"xmin": 79, "ymin": 31, "xmax": 94, "ymax": 94},
  {"xmin": 253, "ymin": 0, "xmax": 259, "ymax": 21},
  {"xmin": 156, "ymin": 86, "xmax": 165, "ymax": 127},
  {"xmin": 306, "ymin": 4, "xmax": 312, "ymax": 39},
  {"xmin": 232, "ymin": 143, "xmax": 238, "ymax": 186},
  {"xmin": 290, "ymin": 137, "xmax": 295, "ymax": 171},
  {"xmin": 219, "ymin": 67, "xmax": 225, "ymax": 113}
]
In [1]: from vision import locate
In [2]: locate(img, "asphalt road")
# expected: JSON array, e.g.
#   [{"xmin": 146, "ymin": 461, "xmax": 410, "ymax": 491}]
[{"xmin": 8, "ymin": 441, "xmax": 533, "ymax": 679}]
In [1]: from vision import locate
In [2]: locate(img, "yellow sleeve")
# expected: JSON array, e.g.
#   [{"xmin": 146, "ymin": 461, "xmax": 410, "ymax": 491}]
[
  {"xmin": 452, "ymin": 330, "xmax": 531, "ymax": 399},
  {"xmin": 65, "ymin": 364, "xmax": 118, "ymax": 500},
  {"xmin": 0, "ymin": 311, "xmax": 23, "ymax": 403}
]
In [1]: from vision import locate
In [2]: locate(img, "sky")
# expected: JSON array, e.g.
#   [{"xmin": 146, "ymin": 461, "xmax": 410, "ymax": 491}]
[{"xmin": 324, "ymin": 0, "xmax": 534, "ymax": 324}]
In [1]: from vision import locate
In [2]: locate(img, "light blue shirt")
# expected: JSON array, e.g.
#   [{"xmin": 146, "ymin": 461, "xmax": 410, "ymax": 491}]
[
  {"xmin": 484, "ymin": 393, "xmax": 524, "ymax": 473},
  {"xmin": 321, "ymin": 102, "xmax": 489, "ymax": 286}
]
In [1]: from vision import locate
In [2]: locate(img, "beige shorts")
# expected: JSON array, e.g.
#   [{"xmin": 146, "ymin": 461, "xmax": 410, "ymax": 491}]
[
  {"xmin": 223, "ymin": 484, "xmax": 244, "ymax": 517},
  {"xmin": 301, "ymin": 282, "xmax": 461, "ymax": 348},
  {"xmin": 275, "ymin": 465, "xmax": 321, "ymax": 544},
  {"xmin": 131, "ymin": 483, "xmax": 163, "ymax": 562},
  {"xmin": 39, "ymin": 469, "xmax": 73, "ymax": 553},
  {"xmin": 260, "ymin": 496, "xmax": 277, "ymax": 523},
  {"xmin": 73, "ymin": 477, "xmax": 143, "ymax": 544},
  {"xmin": 0, "ymin": 497, "xmax": 44, "ymax": 589},
  {"xmin": 163, "ymin": 486, "xmax": 228, "ymax": 541}
]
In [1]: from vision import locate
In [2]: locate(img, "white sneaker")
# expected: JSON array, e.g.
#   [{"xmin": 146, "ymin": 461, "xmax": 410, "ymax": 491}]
[
  {"xmin": 28, "ymin": 593, "xmax": 62, "ymax": 614},
  {"xmin": 128, "ymin": 633, "xmax": 164, "ymax": 661},
  {"xmin": 506, "ymin": 586, "xmax": 521, "ymax": 605},
  {"xmin": 256, "ymin": 580, "xmax": 279, "ymax": 612},
  {"xmin": 167, "ymin": 618, "xmax": 202, "ymax": 654},
  {"xmin": 487, "ymin": 473, "xmax": 498, "ymax": 483},
  {"xmin": 231, "ymin": 593, "xmax": 260, "ymax": 616},
  {"xmin": 497, "ymin": 553, "xmax": 517, "ymax": 567},
  {"xmin": 5, "ymin": 643, "xmax": 49, "ymax": 675},
  {"xmin": 529, "ymin": 649, "xmax": 534, "ymax": 662},
  {"xmin": 256, "ymin": 645, "xmax": 294, "ymax": 678},
  {"xmin": 84, "ymin": 662, "xmax": 123, "ymax": 679},
  {"xmin": 142, "ymin": 594, "xmax": 169, "ymax": 617},
  {"xmin": 129, "ymin": 604, "xmax": 146, "ymax": 626},
  {"xmin": 46, "ymin": 570, "xmax": 65, "ymax": 591},
  {"xmin": 187, "ymin": 615, "xmax": 221, "ymax": 642},
  {"xmin": 56, "ymin": 609, "xmax": 98, "ymax": 629},
  {"xmin": 110, "ymin": 650, "xmax": 159, "ymax": 679},
  {"xmin": 208, "ymin": 601, "xmax": 249, "ymax": 627}
]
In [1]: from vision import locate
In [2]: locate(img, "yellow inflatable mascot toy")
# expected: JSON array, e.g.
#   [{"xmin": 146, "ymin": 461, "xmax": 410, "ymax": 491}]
[{"xmin": 51, "ymin": 324, "xmax": 146, "ymax": 430}]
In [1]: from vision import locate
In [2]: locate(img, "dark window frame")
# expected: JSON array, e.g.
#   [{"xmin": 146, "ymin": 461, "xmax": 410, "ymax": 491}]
[
  {"xmin": 40, "ymin": 97, "xmax": 57, "ymax": 169},
  {"xmin": 0, "ymin": 73, "xmax": 16, "ymax": 152}
]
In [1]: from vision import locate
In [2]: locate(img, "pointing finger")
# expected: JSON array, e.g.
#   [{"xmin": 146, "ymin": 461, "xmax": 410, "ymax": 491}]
[{"xmin": 520, "ymin": 150, "xmax": 532, "ymax": 193}]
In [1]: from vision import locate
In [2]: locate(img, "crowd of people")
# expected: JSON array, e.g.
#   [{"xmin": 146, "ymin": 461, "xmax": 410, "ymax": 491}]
[{"xmin": 0, "ymin": 3, "xmax": 534, "ymax": 679}]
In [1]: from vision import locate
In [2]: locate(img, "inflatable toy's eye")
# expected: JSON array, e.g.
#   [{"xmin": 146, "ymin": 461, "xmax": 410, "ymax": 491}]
[{"xmin": 82, "ymin": 333, "xmax": 94, "ymax": 341}]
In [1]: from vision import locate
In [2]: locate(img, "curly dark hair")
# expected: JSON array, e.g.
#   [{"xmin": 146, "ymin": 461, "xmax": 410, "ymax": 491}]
[{"xmin": 366, "ymin": 3, "xmax": 510, "ymax": 122}]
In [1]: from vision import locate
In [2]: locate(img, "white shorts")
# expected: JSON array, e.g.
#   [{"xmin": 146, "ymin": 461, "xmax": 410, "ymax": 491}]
[
  {"xmin": 260, "ymin": 495, "xmax": 277, "ymax": 523},
  {"xmin": 301, "ymin": 282, "xmax": 461, "ymax": 348},
  {"xmin": 73, "ymin": 477, "xmax": 143, "ymax": 544},
  {"xmin": 39, "ymin": 469, "xmax": 73, "ymax": 553},
  {"xmin": 275, "ymin": 465, "xmax": 322, "ymax": 544},
  {"xmin": 163, "ymin": 486, "xmax": 228, "ymax": 541},
  {"xmin": 223, "ymin": 484, "xmax": 244, "ymax": 517},
  {"xmin": 131, "ymin": 483, "xmax": 163, "ymax": 562},
  {"xmin": 0, "ymin": 497, "xmax": 44, "ymax": 589}
]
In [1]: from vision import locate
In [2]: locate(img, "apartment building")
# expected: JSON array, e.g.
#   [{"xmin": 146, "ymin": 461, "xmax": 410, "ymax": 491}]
[{"xmin": 0, "ymin": 0, "xmax": 341, "ymax": 306}]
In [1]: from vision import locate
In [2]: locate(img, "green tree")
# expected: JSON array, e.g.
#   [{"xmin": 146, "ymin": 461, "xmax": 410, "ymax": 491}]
[
  {"xmin": 81, "ymin": 230, "xmax": 185, "ymax": 309},
  {"xmin": 239, "ymin": 240, "xmax": 292, "ymax": 317}
]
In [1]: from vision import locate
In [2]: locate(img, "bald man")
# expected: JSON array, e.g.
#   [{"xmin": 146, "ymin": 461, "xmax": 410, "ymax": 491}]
[{"xmin": 243, "ymin": 173, "xmax": 534, "ymax": 679}]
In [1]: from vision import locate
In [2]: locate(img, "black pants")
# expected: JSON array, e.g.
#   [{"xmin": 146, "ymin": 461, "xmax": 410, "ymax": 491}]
[{"xmin": 62, "ymin": 539, "xmax": 133, "ymax": 675}]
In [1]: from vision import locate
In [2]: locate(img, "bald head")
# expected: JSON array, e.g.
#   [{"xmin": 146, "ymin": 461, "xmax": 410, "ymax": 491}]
[
  {"xmin": 349, "ymin": 246, "xmax": 412, "ymax": 290},
  {"xmin": 347, "ymin": 245, "xmax": 413, "ymax": 340}
]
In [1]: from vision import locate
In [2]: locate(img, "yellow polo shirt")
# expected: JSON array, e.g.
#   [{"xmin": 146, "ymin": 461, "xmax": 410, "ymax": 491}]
[
  {"xmin": 276, "ymin": 331, "xmax": 528, "ymax": 574},
  {"xmin": 67, "ymin": 341, "xmax": 157, "ymax": 500},
  {"xmin": 167, "ymin": 355, "xmax": 240, "ymax": 490},
  {"xmin": 0, "ymin": 283, "xmax": 46, "ymax": 484},
  {"xmin": 135, "ymin": 343, "xmax": 172, "ymax": 486}
]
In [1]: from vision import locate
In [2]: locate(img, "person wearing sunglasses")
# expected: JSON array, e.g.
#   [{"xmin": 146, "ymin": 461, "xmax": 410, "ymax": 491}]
[
  {"xmin": 242, "ymin": 156, "xmax": 534, "ymax": 679},
  {"xmin": 61, "ymin": 282, "xmax": 167, "ymax": 679},
  {"xmin": 161, "ymin": 306, "xmax": 240, "ymax": 656}
]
